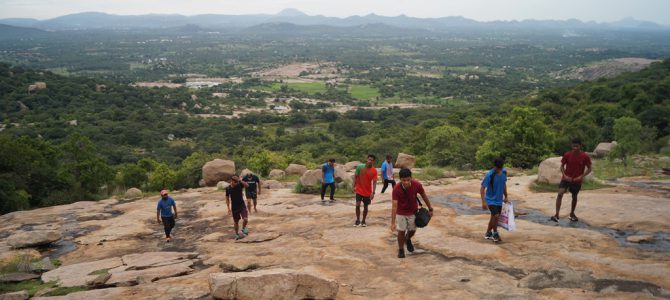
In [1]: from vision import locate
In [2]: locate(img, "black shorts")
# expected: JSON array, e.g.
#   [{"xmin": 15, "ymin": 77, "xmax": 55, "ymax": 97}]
[
  {"xmin": 559, "ymin": 180, "xmax": 582, "ymax": 195},
  {"xmin": 246, "ymin": 192, "xmax": 257, "ymax": 199},
  {"xmin": 488, "ymin": 205, "xmax": 502, "ymax": 216},
  {"xmin": 355, "ymin": 194, "xmax": 371, "ymax": 205}
]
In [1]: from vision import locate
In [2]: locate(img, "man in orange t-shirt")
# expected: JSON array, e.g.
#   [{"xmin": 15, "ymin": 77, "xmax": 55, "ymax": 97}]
[{"xmin": 353, "ymin": 154, "xmax": 378, "ymax": 227}]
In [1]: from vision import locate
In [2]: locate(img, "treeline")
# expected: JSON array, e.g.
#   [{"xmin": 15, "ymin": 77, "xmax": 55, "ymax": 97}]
[{"xmin": 1, "ymin": 60, "xmax": 669, "ymax": 213}]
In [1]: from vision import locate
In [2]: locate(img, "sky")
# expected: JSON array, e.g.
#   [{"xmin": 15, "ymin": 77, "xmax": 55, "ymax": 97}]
[{"xmin": 1, "ymin": 0, "xmax": 669, "ymax": 24}]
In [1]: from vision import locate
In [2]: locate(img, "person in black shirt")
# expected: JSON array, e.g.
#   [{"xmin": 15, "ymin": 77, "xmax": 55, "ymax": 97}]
[
  {"xmin": 242, "ymin": 172, "xmax": 261, "ymax": 213},
  {"xmin": 226, "ymin": 175, "xmax": 250, "ymax": 240}
]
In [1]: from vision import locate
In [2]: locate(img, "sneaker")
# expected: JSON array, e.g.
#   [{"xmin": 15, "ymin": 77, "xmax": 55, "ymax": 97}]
[
  {"xmin": 234, "ymin": 234, "xmax": 242, "ymax": 240},
  {"xmin": 398, "ymin": 249, "xmax": 405, "ymax": 258},
  {"xmin": 406, "ymin": 239, "xmax": 415, "ymax": 253},
  {"xmin": 321, "ymin": 199, "xmax": 326, "ymax": 202},
  {"xmin": 568, "ymin": 215, "xmax": 579, "ymax": 222},
  {"xmin": 354, "ymin": 220, "xmax": 360, "ymax": 227},
  {"xmin": 329, "ymin": 199, "xmax": 335, "ymax": 203},
  {"xmin": 492, "ymin": 232, "xmax": 501, "ymax": 242},
  {"xmin": 484, "ymin": 231, "xmax": 493, "ymax": 240},
  {"xmin": 361, "ymin": 222, "xmax": 367, "ymax": 227},
  {"xmin": 550, "ymin": 215, "xmax": 559, "ymax": 222},
  {"xmin": 242, "ymin": 228, "xmax": 249, "ymax": 235}
]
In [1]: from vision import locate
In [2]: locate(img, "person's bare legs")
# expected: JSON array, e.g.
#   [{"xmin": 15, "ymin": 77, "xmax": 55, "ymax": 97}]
[
  {"xmin": 554, "ymin": 188, "xmax": 567, "ymax": 219},
  {"xmin": 570, "ymin": 191, "xmax": 578, "ymax": 219},
  {"xmin": 252, "ymin": 198, "xmax": 257, "ymax": 213}
]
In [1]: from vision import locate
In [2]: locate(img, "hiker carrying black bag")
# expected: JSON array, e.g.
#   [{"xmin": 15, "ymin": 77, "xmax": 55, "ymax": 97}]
[{"xmin": 390, "ymin": 168, "xmax": 434, "ymax": 258}]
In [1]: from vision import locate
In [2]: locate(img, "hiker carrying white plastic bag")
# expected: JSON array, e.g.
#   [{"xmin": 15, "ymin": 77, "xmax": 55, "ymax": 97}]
[{"xmin": 498, "ymin": 202, "xmax": 516, "ymax": 231}]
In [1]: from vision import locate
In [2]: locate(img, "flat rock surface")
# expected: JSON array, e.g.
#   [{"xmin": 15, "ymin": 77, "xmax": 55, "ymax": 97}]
[{"xmin": 1, "ymin": 174, "xmax": 668, "ymax": 299}]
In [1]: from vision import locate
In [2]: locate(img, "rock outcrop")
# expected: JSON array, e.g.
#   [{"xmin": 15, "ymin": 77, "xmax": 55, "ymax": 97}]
[
  {"xmin": 209, "ymin": 269, "xmax": 339, "ymax": 300},
  {"xmin": 7, "ymin": 230, "xmax": 62, "ymax": 249},
  {"xmin": 395, "ymin": 153, "xmax": 416, "ymax": 169},
  {"xmin": 285, "ymin": 164, "xmax": 308, "ymax": 176},
  {"xmin": 594, "ymin": 141, "xmax": 617, "ymax": 158},
  {"xmin": 268, "ymin": 169, "xmax": 285, "ymax": 179},
  {"xmin": 124, "ymin": 188, "xmax": 143, "ymax": 199},
  {"xmin": 202, "ymin": 159, "xmax": 236, "ymax": 186}
]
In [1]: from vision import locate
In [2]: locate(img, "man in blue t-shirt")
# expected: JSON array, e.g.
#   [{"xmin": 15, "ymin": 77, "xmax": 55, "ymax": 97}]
[
  {"xmin": 480, "ymin": 158, "xmax": 508, "ymax": 243},
  {"xmin": 156, "ymin": 189, "xmax": 178, "ymax": 242},
  {"xmin": 380, "ymin": 155, "xmax": 396, "ymax": 193},
  {"xmin": 321, "ymin": 158, "xmax": 336, "ymax": 202}
]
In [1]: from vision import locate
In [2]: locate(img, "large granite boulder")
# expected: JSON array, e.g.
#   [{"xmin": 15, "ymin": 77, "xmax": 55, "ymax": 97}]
[
  {"xmin": 285, "ymin": 164, "xmax": 308, "ymax": 176},
  {"xmin": 7, "ymin": 230, "xmax": 62, "ymax": 249},
  {"xmin": 537, "ymin": 157, "xmax": 563, "ymax": 185},
  {"xmin": 344, "ymin": 161, "xmax": 362, "ymax": 172},
  {"xmin": 202, "ymin": 159, "xmax": 236, "ymax": 186},
  {"xmin": 209, "ymin": 268, "xmax": 339, "ymax": 300},
  {"xmin": 124, "ymin": 188, "xmax": 143, "ymax": 200},
  {"xmin": 594, "ymin": 141, "xmax": 617, "ymax": 158},
  {"xmin": 239, "ymin": 168, "xmax": 254, "ymax": 178},
  {"xmin": 395, "ymin": 153, "xmax": 416, "ymax": 169},
  {"xmin": 300, "ymin": 169, "xmax": 322, "ymax": 186},
  {"xmin": 268, "ymin": 169, "xmax": 286, "ymax": 179},
  {"xmin": 262, "ymin": 180, "xmax": 284, "ymax": 189}
]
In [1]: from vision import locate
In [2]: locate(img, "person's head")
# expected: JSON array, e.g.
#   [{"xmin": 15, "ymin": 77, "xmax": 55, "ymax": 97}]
[
  {"xmin": 366, "ymin": 154, "xmax": 376, "ymax": 167},
  {"xmin": 571, "ymin": 138, "xmax": 582, "ymax": 152},
  {"xmin": 160, "ymin": 189, "xmax": 169, "ymax": 199},
  {"xmin": 492, "ymin": 158, "xmax": 504, "ymax": 172},
  {"xmin": 328, "ymin": 158, "xmax": 335, "ymax": 166},
  {"xmin": 230, "ymin": 175, "xmax": 240, "ymax": 185},
  {"xmin": 244, "ymin": 172, "xmax": 253, "ymax": 178},
  {"xmin": 399, "ymin": 168, "xmax": 412, "ymax": 188},
  {"xmin": 386, "ymin": 155, "xmax": 392, "ymax": 162}
]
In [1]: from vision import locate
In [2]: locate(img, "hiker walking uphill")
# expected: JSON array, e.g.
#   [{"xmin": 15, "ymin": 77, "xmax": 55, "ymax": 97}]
[
  {"xmin": 380, "ymin": 155, "xmax": 396, "ymax": 193},
  {"xmin": 353, "ymin": 154, "xmax": 378, "ymax": 227},
  {"xmin": 156, "ymin": 190, "xmax": 178, "ymax": 242},
  {"xmin": 552, "ymin": 138, "xmax": 592, "ymax": 223},
  {"xmin": 242, "ymin": 172, "xmax": 261, "ymax": 213},
  {"xmin": 321, "ymin": 158, "xmax": 336, "ymax": 203},
  {"xmin": 226, "ymin": 175, "xmax": 250, "ymax": 240},
  {"xmin": 480, "ymin": 158, "xmax": 508, "ymax": 243},
  {"xmin": 391, "ymin": 168, "xmax": 433, "ymax": 258}
]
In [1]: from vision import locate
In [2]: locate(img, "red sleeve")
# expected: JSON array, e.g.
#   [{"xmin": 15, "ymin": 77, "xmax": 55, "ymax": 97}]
[
  {"xmin": 584, "ymin": 153, "xmax": 592, "ymax": 167},
  {"xmin": 372, "ymin": 168, "xmax": 378, "ymax": 180},
  {"xmin": 416, "ymin": 182, "xmax": 425, "ymax": 195}
]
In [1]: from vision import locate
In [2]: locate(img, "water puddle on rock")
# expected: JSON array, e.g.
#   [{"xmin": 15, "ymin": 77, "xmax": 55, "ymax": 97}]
[{"xmin": 432, "ymin": 194, "xmax": 670, "ymax": 252}]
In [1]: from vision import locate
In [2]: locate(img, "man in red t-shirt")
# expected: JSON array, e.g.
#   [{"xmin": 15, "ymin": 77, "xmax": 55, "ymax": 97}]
[
  {"xmin": 391, "ymin": 168, "xmax": 433, "ymax": 258},
  {"xmin": 353, "ymin": 154, "xmax": 378, "ymax": 227},
  {"xmin": 551, "ymin": 139, "xmax": 592, "ymax": 222}
]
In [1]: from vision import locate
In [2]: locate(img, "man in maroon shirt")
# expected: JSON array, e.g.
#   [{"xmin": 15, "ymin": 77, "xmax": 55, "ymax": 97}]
[
  {"xmin": 551, "ymin": 139, "xmax": 592, "ymax": 222},
  {"xmin": 391, "ymin": 168, "xmax": 434, "ymax": 258}
]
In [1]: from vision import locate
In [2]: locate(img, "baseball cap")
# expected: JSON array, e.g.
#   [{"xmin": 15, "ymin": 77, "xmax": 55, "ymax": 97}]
[{"xmin": 160, "ymin": 190, "xmax": 169, "ymax": 196}]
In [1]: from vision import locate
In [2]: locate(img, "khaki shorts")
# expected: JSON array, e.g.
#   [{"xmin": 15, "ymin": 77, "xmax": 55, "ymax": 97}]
[{"xmin": 396, "ymin": 214, "xmax": 416, "ymax": 232}]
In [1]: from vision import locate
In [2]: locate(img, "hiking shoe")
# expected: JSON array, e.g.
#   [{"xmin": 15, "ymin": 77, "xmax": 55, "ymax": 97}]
[
  {"xmin": 329, "ymin": 199, "xmax": 335, "ymax": 203},
  {"xmin": 568, "ymin": 215, "xmax": 579, "ymax": 222},
  {"xmin": 354, "ymin": 220, "xmax": 360, "ymax": 227},
  {"xmin": 321, "ymin": 199, "xmax": 326, "ymax": 202},
  {"xmin": 234, "ymin": 234, "xmax": 242, "ymax": 240},
  {"xmin": 550, "ymin": 215, "xmax": 559, "ymax": 222},
  {"xmin": 492, "ymin": 232, "xmax": 501, "ymax": 242},
  {"xmin": 361, "ymin": 222, "xmax": 367, "ymax": 227},
  {"xmin": 398, "ymin": 249, "xmax": 406, "ymax": 258},
  {"xmin": 406, "ymin": 239, "xmax": 415, "ymax": 253},
  {"xmin": 484, "ymin": 231, "xmax": 493, "ymax": 240},
  {"xmin": 242, "ymin": 228, "xmax": 249, "ymax": 235}
]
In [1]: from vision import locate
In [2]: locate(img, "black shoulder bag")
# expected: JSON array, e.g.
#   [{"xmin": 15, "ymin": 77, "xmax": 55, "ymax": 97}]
[{"xmin": 403, "ymin": 184, "xmax": 431, "ymax": 228}]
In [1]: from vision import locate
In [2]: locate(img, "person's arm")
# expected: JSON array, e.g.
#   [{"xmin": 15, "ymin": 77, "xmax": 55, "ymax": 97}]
[
  {"xmin": 172, "ymin": 199, "xmax": 178, "ymax": 219},
  {"xmin": 353, "ymin": 174, "xmax": 358, "ymax": 193},
  {"xmin": 480, "ymin": 186, "xmax": 488, "ymax": 210},
  {"xmin": 156, "ymin": 208, "xmax": 161, "ymax": 223},
  {"xmin": 503, "ymin": 184, "xmax": 509, "ymax": 203},
  {"xmin": 322, "ymin": 165, "xmax": 326, "ymax": 184},
  {"xmin": 257, "ymin": 177, "xmax": 261, "ymax": 195},
  {"xmin": 370, "ymin": 180, "xmax": 377, "ymax": 200},
  {"xmin": 240, "ymin": 181, "xmax": 249, "ymax": 188},
  {"xmin": 419, "ymin": 191, "xmax": 434, "ymax": 217},
  {"xmin": 391, "ymin": 198, "xmax": 398, "ymax": 232},
  {"xmin": 225, "ymin": 195, "xmax": 231, "ymax": 214},
  {"xmin": 381, "ymin": 163, "xmax": 386, "ymax": 179}
]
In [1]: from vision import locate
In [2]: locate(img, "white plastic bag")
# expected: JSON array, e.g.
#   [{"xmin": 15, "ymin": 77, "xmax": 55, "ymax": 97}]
[{"xmin": 498, "ymin": 202, "xmax": 516, "ymax": 231}]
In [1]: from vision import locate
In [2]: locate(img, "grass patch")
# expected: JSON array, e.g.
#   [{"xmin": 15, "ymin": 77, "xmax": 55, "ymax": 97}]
[
  {"xmin": 293, "ymin": 181, "xmax": 354, "ymax": 198},
  {"xmin": 414, "ymin": 167, "xmax": 446, "ymax": 181},
  {"xmin": 87, "ymin": 268, "xmax": 110, "ymax": 276},
  {"xmin": 349, "ymin": 85, "xmax": 380, "ymax": 100},
  {"xmin": 257, "ymin": 82, "xmax": 328, "ymax": 94},
  {"xmin": 529, "ymin": 180, "xmax": 610, "ymax": 193},
  {"xmin": 278, "ymin": 175, "xmax": 301, "ymax": 183},
  {"xmin": 592, "ymin": 155, "xmax": 670, "ymax": 180},
  {"xmin": 0, "ymin": 280, "xmax": 87, "ymax": 297}
]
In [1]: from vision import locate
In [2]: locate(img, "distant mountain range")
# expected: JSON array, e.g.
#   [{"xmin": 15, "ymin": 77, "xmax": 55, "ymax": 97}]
[{"xmin": 0, "ymin": 9, "xmax": 667, "ymax": 31}]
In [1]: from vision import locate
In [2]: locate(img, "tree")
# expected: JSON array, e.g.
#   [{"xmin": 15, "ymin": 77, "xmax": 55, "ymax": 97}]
[
  {"xmin": 175, "ymin": 152, "xmax": 212, "ymax": 188},
  {"xmin": 115, "ymin": 163, "xmax": 148, "ymax": 189},
  {"xmin": 246, "ymin": 150, "xmax": 288, "ymax": 177},
  {"xmin": 425, "ymin": 125, "xmax": 472, "ymax": 167},
  {"xmin": 148, "ymin": 162, "xmax": 177, "ymax": 191},
  {"xmin": 59, "ymin": 134, "xmax": 114, "ymax": 199},
  {"xmin": 611, "ymin": 117, "xmax": 642, "ymax": 166},
  {"xmin": 476, "ymin": 107, "xmax": 554, "ymax": 169}
]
